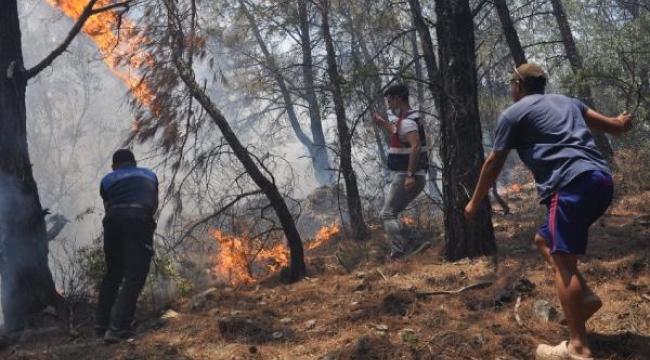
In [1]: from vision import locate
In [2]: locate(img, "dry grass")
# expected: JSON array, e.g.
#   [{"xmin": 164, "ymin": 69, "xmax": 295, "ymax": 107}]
[{"xmin": 2, "ymin": 186, "xmax": 649, "ymax": 360}]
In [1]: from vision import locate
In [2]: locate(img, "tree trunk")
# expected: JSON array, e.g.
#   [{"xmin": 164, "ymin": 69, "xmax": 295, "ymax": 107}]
[
  {"xmin": 168, "ymin": 11, "xmax": 307, "ymax": 282},
  {"xmin": 320, "ymin": 0, "xmax": 369, "ymax": 241},
  {"xmin": 493, "ymin": 0, "xmax": 527, "ymax": 66},
  {"xmin": 404, "ymin": 24, "xmax": 442, "ymax": 200},
  {"xmin": 297, "ymin": 0, "xmax": 333, "ymax": 185},
  {"xmin": 0, "ymin": 0, "xmax": 59, "ymax": 331},
  {"xmin": 408, "ymin": 0, "xmax": 441, "ymax": 103},
  {"xmin": 550, "ymin": 0, "xmax": 613, "ymax": 159},
  {"xmin": 240, "ymin": 0, "xmax": 333, "ymax": 186},
  {"xmin": 434, "ymin": 0, "xmax": 496, "ymax": 261},
  {"xmin": 348, "ymin": 34, "xmax": 388, "ymax": 169},
  {"xmin": 407, "ymin": 5, "xmax": 442, "ymax": 200},
  {"xmin": 410, "ymin": 30, "xmax": 427, "ymax": 111},
  {"xmin": 342, "ymin": 11, "xmax": 388, "ymax": 176}
]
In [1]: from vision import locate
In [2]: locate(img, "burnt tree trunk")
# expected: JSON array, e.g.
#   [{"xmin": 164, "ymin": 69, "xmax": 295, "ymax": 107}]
[
  {"xmin": 0, "ymin": 0, "xmax": 59, "ymax": 331},
  {"xmin": 174, "ymin": 62, "xmax": 307, "ymax": 282},
  {"xmin": 434, "ymin": 0, "xmax": 496, "ymax": 260},
  {"xmin": 321, "ymin": 0, "xmax": 369, "ymax": 241},
  {"xmin": 493, "ymin": 0, "xmax": 527, "ymax": 66},
  {"xmin": 168, "ymin": 7, "xmax": 306, "ymax": 282},
  {"xmin": 550, "ymin": 0, "xmax": 613, "ymax": 159}
]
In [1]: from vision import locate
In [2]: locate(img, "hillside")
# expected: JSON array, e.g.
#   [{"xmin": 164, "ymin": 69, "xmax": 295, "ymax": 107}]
[{"xmin": 1, "ymin": 188, "xmax": 649, "ymax": 360}]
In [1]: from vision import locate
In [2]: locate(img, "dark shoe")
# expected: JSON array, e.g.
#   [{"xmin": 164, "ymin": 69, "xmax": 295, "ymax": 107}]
[
  {"xmin": 103, "ymin": 327, "xmax": 132, "ymax": 344},
  {"xmin": 93, "ymin": 325, "xmax": 107, "ymax": 339}
]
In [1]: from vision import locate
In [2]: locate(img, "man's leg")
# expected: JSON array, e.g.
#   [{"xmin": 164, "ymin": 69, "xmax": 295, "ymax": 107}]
[
  {"xmin": 380, "ymin": 174, "xmax": 425, "ymax": 258},
  {"xmin": 550, "ymin": 253, "xmax": 593, "ymax": 359},
  {"xmin": 534, "ymin": 234, "xmax": 601, "ymax": 324},
  {"xmin": 95, "ymin": 218, "xmax": 124, "ymax": 337},
  {"xmin": 108, "ymin": 215, "xmax": 154, "ymax": 333}
]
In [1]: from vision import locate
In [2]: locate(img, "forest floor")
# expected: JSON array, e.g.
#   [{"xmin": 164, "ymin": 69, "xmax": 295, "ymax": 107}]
[{"xmin": 1, "ymin": 185, "xmax": 649, "ymax": 360}]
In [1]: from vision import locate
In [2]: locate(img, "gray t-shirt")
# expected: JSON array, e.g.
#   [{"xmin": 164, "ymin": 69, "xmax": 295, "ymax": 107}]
[{"xmin": 493, "ymin": 94, "xmax": 609, "ymax": 202}]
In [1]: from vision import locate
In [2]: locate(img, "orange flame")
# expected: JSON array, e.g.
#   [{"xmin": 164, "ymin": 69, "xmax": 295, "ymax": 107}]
[
  {"xmin": 306, "ymin": 224, "xmax": 340, "ymax": 251},
  {"xmin": 210, "ymin": 229, "xmax": 289, "ymax": 286},
  {"xmin": 46, "ymin": 0, "xmax": 154, "ymax": 110}
]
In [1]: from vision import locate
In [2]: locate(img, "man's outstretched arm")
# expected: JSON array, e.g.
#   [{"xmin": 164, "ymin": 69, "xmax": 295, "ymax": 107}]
[
  {"xmin": 584, "ymin": 109, "xmax": 633, "ymax": 136},
  {"xmin": 464, "ymin": 150, "xmax": 509, "ymax": 222}
]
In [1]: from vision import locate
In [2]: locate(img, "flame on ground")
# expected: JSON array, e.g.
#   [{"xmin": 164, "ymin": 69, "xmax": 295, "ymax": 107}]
[
  {"xmin": 210, "ymin": 223, "xmax": 341, "ymax": 286},
  {"xmin": 306, "ymin": 223, "xmax": 340, "ymax": 251},
  {"xmin": 46, "ymin": 0, "xmax": 154, "ymax": 109},
  {"xmin": 210, "ymin": 229, "xmax": 289, "ymax": 286}
]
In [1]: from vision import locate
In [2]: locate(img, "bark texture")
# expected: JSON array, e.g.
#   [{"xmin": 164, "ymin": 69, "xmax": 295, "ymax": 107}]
[{"xmin": 434, "ymin": 0, "xmax": 497, "ymax": 260}]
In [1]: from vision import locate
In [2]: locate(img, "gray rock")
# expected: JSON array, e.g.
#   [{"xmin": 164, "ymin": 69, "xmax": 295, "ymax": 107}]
[
  {"xmin": 305, "ymin": 320, "xmax": 317, "ymax": 329},
  {"xmin": 533, "ymin": 300, "xmax": 559, "ymax": 322}
]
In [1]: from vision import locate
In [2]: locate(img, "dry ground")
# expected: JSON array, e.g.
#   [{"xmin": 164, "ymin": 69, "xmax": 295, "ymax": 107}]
[{"xmin": 1, "ymin": 189, "xmax": 649, "ymax": 360}]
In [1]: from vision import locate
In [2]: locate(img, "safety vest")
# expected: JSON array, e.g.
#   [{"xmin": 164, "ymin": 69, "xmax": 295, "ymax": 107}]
[{"xmin": 386, "ymin": 111, "xmax": 429, "ymax": 172}]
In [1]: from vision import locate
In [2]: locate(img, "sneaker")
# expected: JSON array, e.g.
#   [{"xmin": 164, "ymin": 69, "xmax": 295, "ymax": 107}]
[
  {"xmin": 103, "ymin": 327, "xmax": 132, "ymax": 344},
  {"xmin": 569, "ymin": 353, "xmax": 594, "ymax": 360},
  {"xmin": 536, "ymin": 341, "xmax": 570, "ymax": 360}
]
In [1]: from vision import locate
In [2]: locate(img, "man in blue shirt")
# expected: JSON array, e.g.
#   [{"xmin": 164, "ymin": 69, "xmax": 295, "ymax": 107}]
[
  {"xmin": 465, "ymin": 64, "xmax": 632, "ymax": 360},
  {"xmin": 95, "ymin": 149, "xmax": 158, "ymax": 344}
]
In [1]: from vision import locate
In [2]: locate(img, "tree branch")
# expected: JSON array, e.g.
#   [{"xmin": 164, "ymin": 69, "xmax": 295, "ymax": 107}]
[
  {"xmin": 165, "ymin": 190, "xmax": 263, "ymax": 255},
  {"xmin": 25, "ymin": 0, "xmax": 131, "ymax": 79},
  {"xmin": 471, "ymin": 0, "xmax": 491, "ymax": 18},
  {"xmin": 92, "ymin": 1, "xmax": 131, "ymax": 14}
]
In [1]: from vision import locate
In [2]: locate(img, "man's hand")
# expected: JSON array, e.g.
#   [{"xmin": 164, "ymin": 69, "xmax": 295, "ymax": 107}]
[
  {"xmin": 618, "ymin": 110, "xmax": 633, "ymax": 133},
  {"xmin": 464, "ymin": 201, "xmax": 478, "ymax": 223},
  {"xmin": 404, "ymin": 176, "xmax": 416, "ymax": 191},
  {"xmin": 373, "ymin": 113, "xmax": 386, "ymax": 127}
]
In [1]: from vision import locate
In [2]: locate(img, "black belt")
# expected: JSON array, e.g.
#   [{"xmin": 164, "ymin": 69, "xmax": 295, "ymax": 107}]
[{"xmin": 108, "ymin": 203, "xmax": 150, "ymax": 211}]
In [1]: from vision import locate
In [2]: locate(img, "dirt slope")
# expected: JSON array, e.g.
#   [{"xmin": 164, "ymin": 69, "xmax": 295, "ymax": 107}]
[{"xmin": 1, "ymin": 191, "xmax": 649, "ymax": 360}]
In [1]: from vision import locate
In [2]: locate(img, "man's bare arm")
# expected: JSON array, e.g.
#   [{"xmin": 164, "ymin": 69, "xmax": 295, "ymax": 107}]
[
  {"xmin": 584, "ymin": 109, "xmax": 632, "ymax": 136},
  {"xmin": 465, "ymin": 150, "xmax": 509, "ymax": 221}
]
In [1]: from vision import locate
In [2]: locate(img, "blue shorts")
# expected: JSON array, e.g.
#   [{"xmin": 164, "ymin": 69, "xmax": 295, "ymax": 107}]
[{"xmin": 537, "ymin": 170, "xmax": 613, "ymax": 255}]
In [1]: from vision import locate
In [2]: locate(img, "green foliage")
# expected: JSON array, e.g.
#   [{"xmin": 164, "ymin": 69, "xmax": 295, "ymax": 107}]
[
  {"xmin": 76, "ymin": 243, "xmax": 194, "ymax": 301},
  {"xmin": 76, "ymin": 243, "xmax": 106, "ymax": 293},
  {"xmin": 148, "ymin": 255, "xmax": 195, "ymax": 300}
]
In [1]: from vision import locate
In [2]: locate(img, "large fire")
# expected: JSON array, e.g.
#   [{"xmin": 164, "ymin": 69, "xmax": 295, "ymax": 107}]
[
  {"xmin": 46, "ymin": 0, "xmax": 154, "ymax": 108},
  {"xmin": 210, "ymin": 228, "xmax": 289, "ymax": 286},
  {"xmin": 211, "ymin": 224, "xmax": 339, "ymax": 286}
]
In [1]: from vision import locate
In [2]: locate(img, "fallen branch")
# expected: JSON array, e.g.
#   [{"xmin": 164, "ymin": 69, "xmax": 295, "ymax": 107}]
[
  {"xmin": 514, "ymin": 295, "xmax": 523, "ymax": 326},
  {"xmin": 376, "ymin": 267, "xmax": 389, "ymax": 281},
  {"xmin": 642, "ymin": 294, "xmax": 650, "ymax": 302},
  {"xmin": 416, "ymin": 281, "xmax": 493, "ymax": 297}
]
